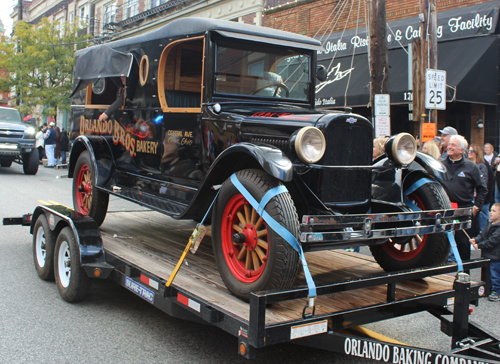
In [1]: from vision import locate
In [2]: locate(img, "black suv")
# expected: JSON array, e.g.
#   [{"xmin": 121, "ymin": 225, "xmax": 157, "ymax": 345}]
[
  {"xmin": 68, "ymin": 18, "xmax": 469, "ymax": 301},
  {"xmin": 0, "ymin": 106, "xmax": 38, "ymax": 175}
]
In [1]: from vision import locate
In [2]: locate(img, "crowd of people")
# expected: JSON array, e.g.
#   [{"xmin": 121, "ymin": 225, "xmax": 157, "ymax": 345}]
[
  {"xmin": 34, "ymin": 122, "xmax": 70, "ymax": 168},
  {"xmin": 372, "ymin": 127, "xmax": 500, "ymax": 302}
]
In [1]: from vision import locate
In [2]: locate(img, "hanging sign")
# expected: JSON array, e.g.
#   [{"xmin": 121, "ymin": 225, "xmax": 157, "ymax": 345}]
[
  {"xmin": 425, "ymin": 69, "xmax": 447, "ymax": 110},
  {"xmin": 422, "ymin": 123, "xmax": 437, "ymax": 142}
]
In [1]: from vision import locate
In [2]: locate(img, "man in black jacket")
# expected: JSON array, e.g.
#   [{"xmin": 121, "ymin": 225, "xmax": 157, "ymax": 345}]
[
  {"xmin": 471, "ymin": 203, "xmax": 500, "ymax": 301},
  {"xmin": 441, "ymin": 135, "xmax": 488, "ymax": 261}
]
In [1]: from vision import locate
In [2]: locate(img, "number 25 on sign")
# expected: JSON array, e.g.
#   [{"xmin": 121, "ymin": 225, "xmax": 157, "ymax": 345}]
[{"xmin": 425, "ymin": 69, "xmax": 446, "ymax": 110}]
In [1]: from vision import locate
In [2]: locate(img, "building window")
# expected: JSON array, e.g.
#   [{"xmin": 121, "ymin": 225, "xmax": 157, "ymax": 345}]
[
  {"xmin": 125, "ymin": 0, "xmax": 138, "ymax": 19},
  {"xmin": 79, "ymin": 6, "xmax": 88, "ymax": 23},
  {"xmin": 104, "ymin": 4, "xmax": 117, "ymax": 24},
  {"xmin": 69, "ymin": 12, "xmax": 74, "ymax": 24}
]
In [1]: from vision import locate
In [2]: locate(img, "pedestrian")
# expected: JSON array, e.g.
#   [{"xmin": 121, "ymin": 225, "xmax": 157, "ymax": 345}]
[
  {"xmin": 35, "ymin": 125, "xmax": 45, "ymax": 164},
  {"xmin": 438, "ymin": 126, "xmax": 458, "ymax": 161},
  {"xmin": 373, "ymin": 137, "xmax": 386, "ymax": 160},
  {"xmin": 483, "ymin": 143, "xmax": 498, "ymax": 168},
  {"xmin": 470, "ymin": 203, "xmax": 500, "ymax": 301},
  {"xmin": 54, "ymin": 126, "xmax": 62, "ymax": 165},
  {"xmin": 468, "ymin": 144, "xmax": 495, "ymax": 233},
  {"xmin": 43, "ymin": 122, "xmax": 57, "ymax": 168},
  {"xmin": 60, "ymin": 129, "xmax": 69, "ymax": 164},
  {"xmin": 441, "ymin": 135, "xmax": 488, "ymax": 262},
  {"xmin": 431, "ymin": 136, "xmax": 442, "ymax": 151},
  {"xmin": 422, "ymin": 141, "xmax": 441, "ymax": 159}
]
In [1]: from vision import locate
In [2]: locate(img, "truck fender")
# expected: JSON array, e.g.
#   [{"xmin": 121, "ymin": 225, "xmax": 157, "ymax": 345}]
[
  {"xmin": 68, "ymin": 136, "xmax": 114, "ymax": 187},
  {"xmin": 179, "ymin": 143, "xmax": 293, "ymax": 220},
  {"xmin": 210, "ymin": 142, "xmax": 293, "ymax": 183},
  {"xmin": 406, "ymin": 152, "xmax": 448, "ymax": 181},
  {"xmin": 401, "ymin": 170, "xmax": 449, "ymax": 204},
  {"xmin": 31, "ymin": 205, "xmax": 113, "ymax": 278}
]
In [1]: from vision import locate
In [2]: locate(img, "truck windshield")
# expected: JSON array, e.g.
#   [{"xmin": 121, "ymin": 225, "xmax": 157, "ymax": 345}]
[
  {"xmin": 215, "ymin": 40, "xmax": 311, "ymax": 101},
  {"xmin": 0, "ymin": 108, "xmax": 23, "ymax": 124}
]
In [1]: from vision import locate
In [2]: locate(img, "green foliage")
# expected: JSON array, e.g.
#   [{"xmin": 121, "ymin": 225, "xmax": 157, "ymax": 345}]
[{"xmin": 0, "ymin": 18, "xmax": 91, "ymax": 116}]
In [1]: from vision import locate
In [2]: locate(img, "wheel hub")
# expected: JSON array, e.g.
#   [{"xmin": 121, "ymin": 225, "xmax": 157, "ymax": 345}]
[{"xmin": 242, "ymin": 225, "xmax": 257, "ymax": 251}]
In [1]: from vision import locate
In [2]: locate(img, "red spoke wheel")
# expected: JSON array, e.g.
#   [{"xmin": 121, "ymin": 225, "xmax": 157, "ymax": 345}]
[
  {"xmin": 212, "ymin": 169, "xmax": 300, "ymax": 301},
  {"xmin": 370, "ymin": 179, "xmax": 451, "ymax": 271},
  {"xmin": 72, "ymin": 151, "xmax": 109, "ymax": 227}
]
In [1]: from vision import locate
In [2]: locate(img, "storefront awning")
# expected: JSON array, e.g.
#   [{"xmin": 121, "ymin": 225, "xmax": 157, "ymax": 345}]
[{"xmin": 315, "ymin": 36, "xmax": 499, "ymax": 108}]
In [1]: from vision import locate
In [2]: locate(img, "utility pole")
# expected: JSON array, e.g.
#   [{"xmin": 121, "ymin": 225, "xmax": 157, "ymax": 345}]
[
  {"xmin": 368, "ymin": 0, "xmax": 390, "ymax": 121},
  {"xmin": 415, "ymin": 0, "xmax": 438, "ymax": 136},
  {"xmin": 17, "ymin": 0, "xmax": 23, "ymax": 21}
]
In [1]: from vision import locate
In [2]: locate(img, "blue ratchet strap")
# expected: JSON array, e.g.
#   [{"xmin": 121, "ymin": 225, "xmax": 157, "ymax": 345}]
[
  {"xmin": 404, "ymin": 178, "xmax": 464, "ymax": 272},
  {"xmin": 445, "ymin": 231, "xmax": 464, "ymax": 272},
  {"xmin": 230, "ymin": 174, "xmax": 317, "ymax": 307}
]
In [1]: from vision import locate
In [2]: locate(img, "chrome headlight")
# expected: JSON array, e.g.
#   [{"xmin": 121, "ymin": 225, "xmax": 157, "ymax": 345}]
[
  {"xmin": 25, "ymin": 126, "xmax": 35, "ymax": 135},
  {"xmin": 294, "ymin": 126, "xmax": 326, "ymax": 164},
  {"xmin": 386, "ymin": 133, "xmax": 417, "ymax": 165}
]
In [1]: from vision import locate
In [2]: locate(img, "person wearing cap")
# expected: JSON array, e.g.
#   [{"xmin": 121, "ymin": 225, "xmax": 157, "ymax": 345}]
[
  {"xmin": 438, "ymin": 126, "xmax": 458, "ymax": 161},
  {"xmin": 43, "ymin": 122, "xmax": 57, "ymax": 167}
]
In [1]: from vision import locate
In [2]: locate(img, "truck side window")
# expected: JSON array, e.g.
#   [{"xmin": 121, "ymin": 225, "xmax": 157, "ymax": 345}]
[
  {"xmin": 86, "ymin": 78, "xmax": 119, "ymax": 107},
  {"xmin": 158, "ymin": 37, "xmax": 204, "ymax": 112}
]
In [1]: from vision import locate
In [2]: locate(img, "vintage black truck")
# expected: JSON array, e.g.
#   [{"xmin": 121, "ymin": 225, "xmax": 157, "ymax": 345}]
[{"xmin": 68, "ymin": 17, "xmax": 469, "ymax": 301}]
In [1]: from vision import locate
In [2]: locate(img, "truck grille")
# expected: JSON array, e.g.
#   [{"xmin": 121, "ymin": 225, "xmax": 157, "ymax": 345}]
[
  {"xmin": 0, "ymin": 129, "xmax": 24, "ymax": 138},
  {"xmin": 320, "ymin": 120, "xmax": 373, "ymax": 204}
]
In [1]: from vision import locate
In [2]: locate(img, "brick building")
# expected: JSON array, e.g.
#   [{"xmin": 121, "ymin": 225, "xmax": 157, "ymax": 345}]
[{"xmin": 262, "ymin": 0, "xmax": 500, "ymax": 148}]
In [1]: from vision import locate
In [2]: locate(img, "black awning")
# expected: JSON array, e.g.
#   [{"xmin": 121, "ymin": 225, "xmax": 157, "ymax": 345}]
[{"xmin": 315, "ymin": 35, "xmax": 499, "ymax": 108}]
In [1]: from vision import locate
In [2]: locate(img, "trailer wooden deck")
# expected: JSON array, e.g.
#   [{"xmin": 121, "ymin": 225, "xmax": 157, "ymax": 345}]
[{"xmin": 99, "ymin": 210, "xmax": 457, "ymax": 326}]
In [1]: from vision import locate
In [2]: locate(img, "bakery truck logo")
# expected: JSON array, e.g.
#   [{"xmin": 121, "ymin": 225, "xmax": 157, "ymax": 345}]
[{"xmin": 79, "ymin": 116, "xmax": 158, "ymax": 157}]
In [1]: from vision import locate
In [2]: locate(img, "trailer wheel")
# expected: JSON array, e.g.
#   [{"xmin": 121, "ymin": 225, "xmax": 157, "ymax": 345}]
[
  {"xmin": 73, "ymin": 151, "xmax": 109, "ymax": 227},
  {"xmin": 370, "ymin": 181, "xmax": 451, "ymax": 271},
  {"xmin": 33, "ymin": 214, "xmax": 55, "ymax": 281},
  {"xmin": 212, "ymin": 169, "xmax": 300, "ymax": 301},
  {"xmin": 54, "ymin": 227, "xmax": 91, "ymax": 303},
  {"xmin": 22, "ymin": 149, "xmax": 39, "ymax": 175}
]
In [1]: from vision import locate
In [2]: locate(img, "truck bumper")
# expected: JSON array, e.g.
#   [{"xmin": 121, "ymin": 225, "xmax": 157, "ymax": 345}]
[{"xmin": 299, "ymin": 207, "xmax": 471, "ymax": 243}]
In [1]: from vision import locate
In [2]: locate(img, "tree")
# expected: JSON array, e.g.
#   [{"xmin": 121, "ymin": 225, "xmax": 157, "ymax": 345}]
[{"xmin": 0, "ymin": 18, "xmax": 90, "ymax": 117}]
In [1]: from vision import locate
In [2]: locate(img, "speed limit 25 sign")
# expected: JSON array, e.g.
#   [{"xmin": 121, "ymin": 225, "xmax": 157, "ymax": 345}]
[{"xmin": 425, "ymin": 69, "xmax": 446, "ymax": 110}]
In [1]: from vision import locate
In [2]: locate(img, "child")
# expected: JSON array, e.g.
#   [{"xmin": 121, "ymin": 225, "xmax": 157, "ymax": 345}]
[{"xmin": 470, "ymin": 203, "xmax": 500, "ymax": 301}]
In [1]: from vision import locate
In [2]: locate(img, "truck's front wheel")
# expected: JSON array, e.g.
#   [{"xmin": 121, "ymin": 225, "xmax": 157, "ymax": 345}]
[
  {"xmin": 73, "ymin": 151, "xmax": 109, "ymax": 226},
  {"xmin": 212, "ymin": 170, "xmax": 300, "ymax": 301},
  {"xmin": 370, "ymin": 181, "xmax": 451, "ymax": 271}
]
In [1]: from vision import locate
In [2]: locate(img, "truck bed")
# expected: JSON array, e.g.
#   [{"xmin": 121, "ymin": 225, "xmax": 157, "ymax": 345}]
[{"xmin": 99, "ymin": 210, "xmax": 456, "ymax": 325}]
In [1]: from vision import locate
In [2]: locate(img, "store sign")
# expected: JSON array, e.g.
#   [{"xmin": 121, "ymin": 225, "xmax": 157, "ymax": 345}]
[
  {"xmin": 425, "ymin": 69, "xmax": 446, "ymax": 110},
  {"xmin": 317, "ymin": 3, "xmax": 499, "ymax": 60}
]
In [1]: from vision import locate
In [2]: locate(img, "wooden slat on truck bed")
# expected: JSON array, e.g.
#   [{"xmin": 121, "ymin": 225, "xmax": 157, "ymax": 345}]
[{"xmin": 99, "ymin": 210, "xmax": 455, "ymax": 325}]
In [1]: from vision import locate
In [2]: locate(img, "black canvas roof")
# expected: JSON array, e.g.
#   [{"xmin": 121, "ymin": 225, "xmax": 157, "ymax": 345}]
[{"xmin": 75, "ymin": 17, "xmax": 322, "ymax": 57}]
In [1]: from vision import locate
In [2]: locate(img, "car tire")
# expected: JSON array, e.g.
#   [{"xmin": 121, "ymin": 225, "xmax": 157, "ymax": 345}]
[
  {"xmin": 22, "ymin": 149, "xmax": 39, "ymax": 175},
  {"xmin": 212, "ymin": 169, "xmax": 300, "ymax": 301},
  {"xmin": 72, "ymin": 151, "xmax": 109, "ymax": 227},
  {"xmin": 1, "ymin": 160, "xmax": 12, "ymax": 167},
  {"xmin": 33, "ymin": 214, "xmax": 56, "ymax": 281},
  {"xmin": 370, "ymin": 180, "xmax": 451, "ymax": 271},
  {"xmin": 54, "ymin": 227, "xmax": 91, "ymax": 303}
]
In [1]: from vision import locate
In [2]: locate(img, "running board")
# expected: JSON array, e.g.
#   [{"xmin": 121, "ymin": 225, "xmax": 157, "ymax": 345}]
[{"xmin": 98, "ymin": 186, "xmax": 187, "ymax": 217}]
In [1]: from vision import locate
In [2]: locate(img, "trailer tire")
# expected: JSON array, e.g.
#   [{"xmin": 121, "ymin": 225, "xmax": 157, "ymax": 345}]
[
  {"xmin": 23, "ymin": 149, "xmax": 39, "ymax": 175},
  {"xmin": 54, "ymin": 227, "xmax": 91, "ymax": 303},
  {"xmin": 212, "ymin": 169, "xmax": 300, "ymax": 301},
  {"xmin": 370, "ymin": 181, "xmax": 451, "ymax": 271},
  {"xmin": 33, "ymin": 214, "xmax": 56, "ymax": 281},
  {"xmin": 73, "ymin": 151, "xmax": 108, "ymax": 227}
]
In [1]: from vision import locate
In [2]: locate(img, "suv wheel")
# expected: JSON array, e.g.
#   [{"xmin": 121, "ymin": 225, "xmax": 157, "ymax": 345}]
[
  {"xmin": 212, "ymin": 169, "xmax": 300, "ymax": 301},
  {"xmin": 23, "ymin": 149, "xmax": 39, "ymax": 175}
]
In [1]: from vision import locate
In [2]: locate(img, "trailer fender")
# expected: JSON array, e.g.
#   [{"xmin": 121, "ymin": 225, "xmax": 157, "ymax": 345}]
[
  {"xmin": 68, "ymin": 136, "xmax": 114, "ymax": 187},
  {"xmin": 31, "ymin": 205, "xmax": 113, "ymax": 279}
]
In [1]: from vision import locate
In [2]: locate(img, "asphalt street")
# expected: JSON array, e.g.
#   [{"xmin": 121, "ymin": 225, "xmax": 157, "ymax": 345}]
[{"xmin": 1, "ymin": 162, "xmax": 500, "ymax": 363}]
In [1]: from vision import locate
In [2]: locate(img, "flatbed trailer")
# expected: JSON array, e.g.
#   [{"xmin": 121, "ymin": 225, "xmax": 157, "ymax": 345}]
[{"xmin": 5, "ymin": 204, "xmax": 500, "ymax": 363}]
